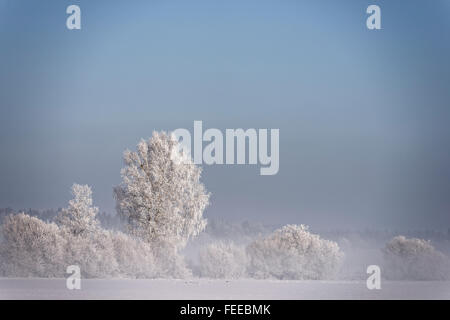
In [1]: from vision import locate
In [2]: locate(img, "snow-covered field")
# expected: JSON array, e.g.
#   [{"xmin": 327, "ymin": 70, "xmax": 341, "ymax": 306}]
[{"xmin": 1, "ymin": 279, "xmax": 450, "ymax": 300}]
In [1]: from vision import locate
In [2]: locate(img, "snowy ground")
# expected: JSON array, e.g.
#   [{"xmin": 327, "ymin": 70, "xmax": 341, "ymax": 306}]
[{"xmin": 1, "ymin": 279, "xmax": 450, "ymax": 300}]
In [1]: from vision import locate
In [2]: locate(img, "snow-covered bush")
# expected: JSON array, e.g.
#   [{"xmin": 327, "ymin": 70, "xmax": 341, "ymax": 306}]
[
  {"xmin": 113, "ymin": 132, "xmax": 209, "ymax": 249},
  {"xmin": 383, "ymin": 236, "xmax": 450, "ymax": 280},
  {"xmin": 151, "ymin": 242, "xmax": 193, "ymax": 278},
  {"xmin": 110, "ymin": 231, "xmax": 156, "ymax": 278},
  {"xmin": 52, "ymin": 184, "xmax": 119, "ymax": 278},
  {"xmin": 0, "ymin": 212, "xmax": 160, "ymax": 278},
  {"xmin": 246, "ymin": 224, "xmax": 343, "ymax": 280},
  {"xmin": 198, "ymin": 242, "xmax": 248, "ymax": 279},
  {"xmin": 0, "ymin": 213, "xmax": 66, "ymax": 277},
  {"xmin": 57, "ymin": 184, "xmax": 100, "ymax": 236},
  {"xmin": 61, "ymin": 229, "xmax": 119, "ymax": 278},
  {"xmin": 0, "ymin": 183, "xmax": 163, "ymax": 278}
]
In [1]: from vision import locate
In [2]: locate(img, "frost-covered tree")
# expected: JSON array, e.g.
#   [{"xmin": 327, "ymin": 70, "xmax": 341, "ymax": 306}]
[
  {"xmin": 113, "ymin": 132, "xmax": 210, "ymax": 249},
  {"xmin": 57, "ymin": 184, "xmax": 100, "ymax": 236},
  {"xmin": 383, "ymin": 236, "xmax": 450, "ymax": 280},
  {"xmin": 246, "ymin": 224, "xmax": 343, "ymax": 280},
  {"xmin": 198, "ymin": 242, "xmax": 248, "ymax": 279}
]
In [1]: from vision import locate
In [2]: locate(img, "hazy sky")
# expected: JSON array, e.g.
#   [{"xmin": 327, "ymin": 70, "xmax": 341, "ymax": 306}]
[{"xmin": 1, "ymin": 0, "xmax": 449, "ymax": 230}]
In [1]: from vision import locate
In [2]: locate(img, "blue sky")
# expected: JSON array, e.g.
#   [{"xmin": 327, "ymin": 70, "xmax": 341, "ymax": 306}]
[{"xmin": 1, "ymin": 0, "xmax": 449, "ymax": 229}]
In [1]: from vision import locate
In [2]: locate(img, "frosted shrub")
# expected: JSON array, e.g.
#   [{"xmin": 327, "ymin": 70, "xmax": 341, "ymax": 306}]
[
  {"xmin": 150, "ymin": 241, "xmax": 193, "ymax": 278},
  {"xmin": 0, "ymin": 213, "xmax": 66, "ymax": 277},
  {"xmin": 383, "ymin": 236, "xmax": 450, "ymax": 280},
  {"xmin": 55, "ymin": 184, "xmax": 118, "ymax": 278},
  {"xmin": 246, "ymin": 225, "xmax": 343, "ymax": 280},
  {"xmin": 58, "ymin": 184, "xmax": 157, "ymax": 278},
  {"xmin": 0, "ymin": 213, "xmax": 159, "ymax": 278},
  {"xmin": 110, "ymin": 231, "xmax": 156, "ymax": 278},
  {"xmin": 61, "ymin": 229, "xmax": 119, "ymax": 278},
  {"xmin": 0, "ymin": 184, "xmax": 159, "ymax": 278},
  {"xmin": 198, "ymin": 242, "xmax": 248, "ymax": 279}
]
